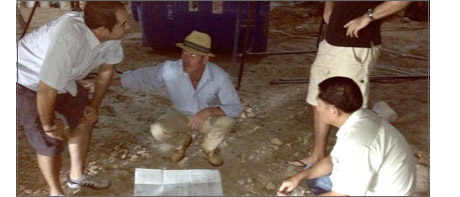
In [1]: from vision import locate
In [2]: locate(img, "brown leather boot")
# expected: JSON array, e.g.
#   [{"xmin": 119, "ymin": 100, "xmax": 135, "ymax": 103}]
[
  {"xmin": 207, "ymin": 150, "xmax": 223, "ymax": 166},
  {"xmin": 202, "ymin": 145, "xmax": 223, "ymax": 166},
  {"xmin": 170, "ymin": 136, "xmax": 192, "ymax": 162}
]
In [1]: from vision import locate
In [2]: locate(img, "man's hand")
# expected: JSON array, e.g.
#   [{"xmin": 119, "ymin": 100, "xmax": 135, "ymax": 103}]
[
  {"xmin": 82, "ymin": 105, "xmax": 99, "ymax": 125},
  {"xmin": 188, "ymin": 109, "xmax": 211, "ymax": 130},
  {"xmin": 44, "ymin": 119, "xmax": 67, "ymax": 141},
  {"xmin": 78, "ymin": 79, "xmax": 96, "ymax": 94},
  {"xmin": 343, "ymin": 15, "xmax": 372, "ymax": 38},
  {"xmin": 277, "ymin": 178, "xmax": 299, "ymax": 196}
]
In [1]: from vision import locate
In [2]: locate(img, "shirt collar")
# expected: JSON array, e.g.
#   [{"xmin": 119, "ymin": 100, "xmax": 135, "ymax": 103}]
[
  {"xmin": 180, "ymin": 61, "xmax": 213, "ymax": 81},
  {"xmin": 85, "ymin": 28, "xmax": 101, "ymax": 49},
  {"xmin": 200, "ymin": 63, "xmax": 212, "ymax": 81},
  {"xmin": 336, "ymin": 108, "xmax": 364, "ymax": 138},
  {"xmin": 76, "ymin": 12, "xmax": 101, "ymax": 49}
]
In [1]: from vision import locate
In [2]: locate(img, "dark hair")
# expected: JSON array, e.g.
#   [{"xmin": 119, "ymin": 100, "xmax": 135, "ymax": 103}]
[
  {"xmin": 84, "ymin": 1, "xmax": 125, "ymax": 32},
  {"xmin": 318, "ymin": 77, "xmax": 363, "ymax": 113}
]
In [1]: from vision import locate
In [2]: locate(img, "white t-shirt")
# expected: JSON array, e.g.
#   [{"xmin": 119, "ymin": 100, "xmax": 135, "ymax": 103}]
[
  {"xmin": 330, "ymin": 108, "xmax": 416, "ymax": 196},
  {"xmin": 17, "ymin": 12, "xmax": 124, "ymax": 96}
]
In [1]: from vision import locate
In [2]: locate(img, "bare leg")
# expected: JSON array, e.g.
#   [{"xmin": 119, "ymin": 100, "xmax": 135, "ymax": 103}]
[
  {"xmin": 37, "ymin": 154, "xmax": 63, "ymax": 195},
  {"xmin": 287, "ymin": 105, "xmax": 330, "ymax": 166},
  {"xmin": 67, "ymin": 122, "xmax": 92, "ymax": 180}
]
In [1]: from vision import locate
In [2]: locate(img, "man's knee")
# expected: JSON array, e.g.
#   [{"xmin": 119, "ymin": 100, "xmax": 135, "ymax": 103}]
[
  {"xmin": 150, "ymin": 122, "xmax": 167, "ymax": 140},
  {"xmin": 33, "ymin": 135, "xmax": 65, "ymax": 157},
  {"xmin": 211, "ymin": 117, "xmax": 234, "ymax": 129}
]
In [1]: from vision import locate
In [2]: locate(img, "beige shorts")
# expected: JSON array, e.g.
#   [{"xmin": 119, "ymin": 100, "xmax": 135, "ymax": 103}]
[{"xmin": 306, "ymin": 41, "xmax": 380, "ymax": 107}]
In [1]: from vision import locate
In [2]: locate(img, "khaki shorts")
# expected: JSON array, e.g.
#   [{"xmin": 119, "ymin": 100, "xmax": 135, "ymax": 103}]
[{"xmin": 306, "ymin": 41, "xmax": 380, "ymax": 107}]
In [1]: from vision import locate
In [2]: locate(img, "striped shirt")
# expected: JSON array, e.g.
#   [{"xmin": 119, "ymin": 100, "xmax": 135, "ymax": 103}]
[
  {"xmin": 121, "ymin": 59, "xmax": 242, "ymax": 118},
  {"xmin": 17, "ymin": 12, "xmax": 124, "ymax": 96}
]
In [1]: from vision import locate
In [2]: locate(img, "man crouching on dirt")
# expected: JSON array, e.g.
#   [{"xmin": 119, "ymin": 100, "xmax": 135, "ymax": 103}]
[
  {"xmin": 112, "ymin": 30, "xmax": 242, "ymax": 166},
  {"xmin": 17, "ymin": 2, "xmax": 130, "ymax": 196},
  {"xmin": 277, "ymin": 77, "xmax": 415, "ymax": 196}
]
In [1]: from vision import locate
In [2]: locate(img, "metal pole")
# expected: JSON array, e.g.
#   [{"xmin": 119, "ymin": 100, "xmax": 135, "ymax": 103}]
[
  {"xmin": 230, "ymin": 2, "xmax": 243, "ymax": 76},
  {"xmin": 269, "ymin": 75, "xmax": 429, "ymax": 85},
  {"xmin": 236, "ymin": 2, "xmax": 255, "ymax": 90},
  {"xmin": 244, "ymin": 50, "xmax": 317, "ymax": 56},
  {"xmin": 20, "ymin": 1, "xmax": 39, "ymax": 40}
]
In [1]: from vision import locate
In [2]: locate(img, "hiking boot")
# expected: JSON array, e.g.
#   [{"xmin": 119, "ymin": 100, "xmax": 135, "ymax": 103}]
[
  {"xmin": 170, "ymin": 136, "xmax": 192, "ymax": 162},
  {"xmin": 207, "ymin": 150, "xmax": 223, "ymax": 166},
  {"xmin": 202, "ymin": 147, "xmax": 223, "ymax": 166},
  {"xmin": 67, "ymin": 174, "xmax": 110, "ymax": 190}
]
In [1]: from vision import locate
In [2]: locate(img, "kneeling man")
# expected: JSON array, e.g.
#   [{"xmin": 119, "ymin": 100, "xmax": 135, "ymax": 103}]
[
  {"xmin": 113, "ymin": 30, "xmax": 242, "ymax": 166},
  {"xmin": 278, "ymin": 77, "xmax": 416, "ymax": 196}
]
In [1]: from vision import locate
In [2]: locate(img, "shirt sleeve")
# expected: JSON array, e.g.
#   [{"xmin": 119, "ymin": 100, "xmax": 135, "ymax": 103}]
[
  {"xmin": 216, "ymin": 74, "xmax": 242, "ymax": 118},
  {"xmin": 39, "ymin": 21, "xmax": 82, "ymax": 91},
  {"xmin": 329, "ymin": 144, "xmax": 375, "ymax": 196},
  {"xmin": 103, "ymin": 40, "xmax": 124, "ymax": 65},
  {"xmin": 121, "ymin": 63, "xmax": 166, "ymax": 90}
]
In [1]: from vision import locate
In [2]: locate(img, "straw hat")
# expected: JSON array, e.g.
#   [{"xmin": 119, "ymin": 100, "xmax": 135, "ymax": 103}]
[{"xmin": 176, "ymin": 30, "xmax": 215, "ymax": 57}]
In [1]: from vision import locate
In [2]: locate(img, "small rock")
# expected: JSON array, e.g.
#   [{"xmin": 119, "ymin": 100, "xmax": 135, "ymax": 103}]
[
  {"xmin": 130, "ymin": 155, "xmax": 138, "ymax": 161},
  {"xmin": 178, "ymin": 157, "xmax": 189, "ymax": 165},
  {"xmin": 287, "ymin": 165, "xmax": 296, "ymax": 172},
  {"xmin": 121, "ymin": 154, "xmax": 127, "ymax": 160},
  {"xmin": 247, "ymin": 177, "xmax": 253, "ymax": 184},
  {"xmin": 270, "ymin": 138, "xmax": 283, "ymax": 146},
  {"xmin": 266, "ymin": 182, "xmax": 277, "ymax": 190},
  {"xmin": 24, "ymin": 189, "xmax": 32, "ymax": 194},
  {"xmin": 248, "ymin": 155, "xmax": 256, "ymax": 160},
  {"xmin": 18, "ymin": 185, "xmax": 26, "ymax": 191},
  {"xmin": 237, "ymin": 179, "xmax": 245, "ymax": 185},
  {"xmin": 294, "ymin": 152, "xmax": 300, "ymax": 157}
]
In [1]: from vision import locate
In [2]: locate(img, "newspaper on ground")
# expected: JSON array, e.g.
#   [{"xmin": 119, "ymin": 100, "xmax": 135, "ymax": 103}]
[{"xmin": 134, "ymin": 168, "xmax": 223, "ymax": 196}]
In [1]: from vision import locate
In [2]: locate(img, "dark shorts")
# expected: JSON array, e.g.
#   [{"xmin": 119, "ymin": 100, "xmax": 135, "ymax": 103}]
[{"xmin": 17, "ymin": 83, "xmax": 89, "ymax": 156}]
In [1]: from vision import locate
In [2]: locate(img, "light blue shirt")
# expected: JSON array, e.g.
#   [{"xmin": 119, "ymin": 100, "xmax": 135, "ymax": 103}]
[{"xmin": 121, "ymin": 59, "xmax": 242, "ymax": 118}]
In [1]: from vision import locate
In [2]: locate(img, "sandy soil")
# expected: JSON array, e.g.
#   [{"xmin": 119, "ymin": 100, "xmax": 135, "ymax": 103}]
[{"xmin": 17, "ymin": 2, "xmax": 429, "ymax": 196}]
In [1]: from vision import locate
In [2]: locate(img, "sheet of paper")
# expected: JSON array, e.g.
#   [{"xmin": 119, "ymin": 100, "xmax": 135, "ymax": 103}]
[{"xmin": 134, "ymin": 168, "xmax": 223, "ymax": 196}]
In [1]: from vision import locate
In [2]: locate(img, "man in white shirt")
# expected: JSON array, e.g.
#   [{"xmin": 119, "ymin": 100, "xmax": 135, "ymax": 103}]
[
  {"xmin": 278, "ymin": 77, "xmax": 416, "ymax": 196},
  {"xmin": 17, "ymin": 2, "xmax": 130, "ymax": 196}
]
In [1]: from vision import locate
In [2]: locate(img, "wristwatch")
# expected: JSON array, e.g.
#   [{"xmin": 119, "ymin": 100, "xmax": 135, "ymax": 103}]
[
  {"xmin": 366, "ymin": 8, "xmax": 375, "ymax": 21},
  {"xmin": 44, "ymin": 125, "xmax": 57, "ymax": 133}
]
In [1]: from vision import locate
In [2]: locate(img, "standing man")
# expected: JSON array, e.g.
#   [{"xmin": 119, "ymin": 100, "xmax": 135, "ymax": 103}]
[
  {"xmin": 112, "ymin": 30, "xmax": 242, "ymax": 167},
  {"xmin": 287, "ymin": 1, "xmax": 413, "ymax": 167},
  {"xmin": 17, "ymin": 2, "xmax": 130, "ymax": 196},
  {"xmin": 278, "ymin": 77, "xmax": 416, "ymax": 196}
]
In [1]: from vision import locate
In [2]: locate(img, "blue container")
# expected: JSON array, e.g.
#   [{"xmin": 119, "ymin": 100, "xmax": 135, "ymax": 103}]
[{"xmin": 131, "ymin": 1, "xmax": 270, "ymax": 53}]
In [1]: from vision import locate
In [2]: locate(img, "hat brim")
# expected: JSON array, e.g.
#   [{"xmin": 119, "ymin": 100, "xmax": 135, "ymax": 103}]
[{"xmin": 176, "ymin": 43, "xmax": 215, "ymax": 57}]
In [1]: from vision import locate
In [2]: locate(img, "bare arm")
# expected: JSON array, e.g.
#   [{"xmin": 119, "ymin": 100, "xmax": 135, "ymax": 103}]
[
  {"xmin": 277, "ymin": 155, "xmax": 334, "ymax": 195},
  {"xmin": 323, "ymin": 1, "xmax": 334, "ymax": 24},
  {"xmin": 83, "ymin": 64, "xmax": 114, "ymax": 124},
  {"xmin": 371, "ymin": 1, "xmax": 413, "ymax": 20},
  {"xmin": 36, "ymin": 81, "xmax": 66, "ymax": 140},
  {"xmin": 36, "ymin": 81, "xmax": 58, "ymax": 131},
  {"xmin": 344, "ymin": 1, "xmax": 413, "ymax": 38}
]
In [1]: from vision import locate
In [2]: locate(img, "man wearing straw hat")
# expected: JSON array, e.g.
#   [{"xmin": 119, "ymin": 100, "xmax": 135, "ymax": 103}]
[{"xmin": 112, "ymin": 30, "xmax": 242, "ymax": 166}]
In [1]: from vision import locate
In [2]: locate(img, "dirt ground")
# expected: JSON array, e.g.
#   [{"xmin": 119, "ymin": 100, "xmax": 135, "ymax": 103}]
[{"xmin": 17, "ymin": 2, "xmax": 429, "ymax": 196}]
